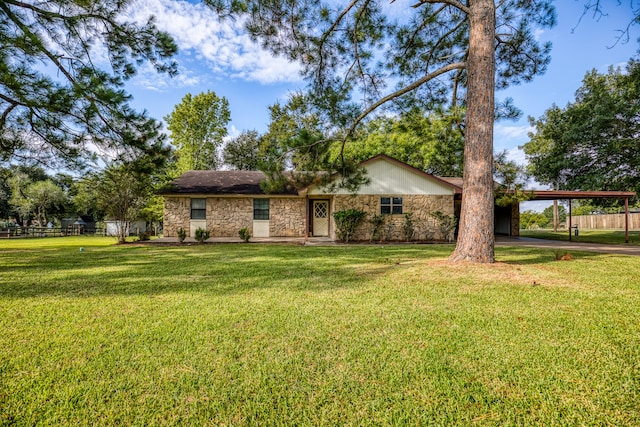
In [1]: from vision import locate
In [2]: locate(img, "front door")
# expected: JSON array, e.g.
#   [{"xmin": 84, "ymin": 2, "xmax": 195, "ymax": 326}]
[{"xmin": 313, "ymin": 200, "xmax": 329, "ymax": 237}]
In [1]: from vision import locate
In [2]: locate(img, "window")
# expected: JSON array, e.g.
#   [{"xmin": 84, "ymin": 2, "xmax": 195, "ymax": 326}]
[
  {"xmin": 190, "ymin": 198, "xmax": 206, "ymax": 219},
  {"xmin": 253, "ymin": 198, "xmax": 270, "ymax": 220},
  {"xmin": 381, "ymin": 197, "xmax": 403, "ymax": 215}
]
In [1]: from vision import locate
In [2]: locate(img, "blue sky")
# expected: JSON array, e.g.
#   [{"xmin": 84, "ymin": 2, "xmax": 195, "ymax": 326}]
[{"xmin": 124, "ymin": 0, "xmax": 638, "ymax": 195}]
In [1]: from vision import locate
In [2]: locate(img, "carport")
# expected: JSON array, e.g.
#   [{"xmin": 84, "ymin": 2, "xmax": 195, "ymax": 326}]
[{"xmin": 530, "ymin": 190, "xmax": 637, "ymax": 243}]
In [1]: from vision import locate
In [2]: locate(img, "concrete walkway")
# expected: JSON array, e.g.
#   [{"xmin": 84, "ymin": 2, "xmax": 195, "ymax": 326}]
[
  {"xmin": 151, "ymin": 236, "xmax": 640, "ymax": 256},
  {"xmin": 151, "ymin": 236, "xmax": 335, "ymax": 246},
  {"xmin": 496, "ymin": 236, "xmax": 640, "ymax": 256}
]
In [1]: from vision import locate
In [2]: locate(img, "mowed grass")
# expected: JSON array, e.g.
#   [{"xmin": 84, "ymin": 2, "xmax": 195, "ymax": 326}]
[
  {"xmin": 1, "ymin": 237, "xmax": 639, "ymax": 426},
  {"xmin": 521, "ymin": 228, "xmax": 640, "ymax": 245}
]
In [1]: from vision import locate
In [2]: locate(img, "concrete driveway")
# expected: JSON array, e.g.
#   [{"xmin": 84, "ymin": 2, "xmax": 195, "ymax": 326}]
[{"xmin": 496, "ymin": 236, "xmax": 640, "ymax": 256}]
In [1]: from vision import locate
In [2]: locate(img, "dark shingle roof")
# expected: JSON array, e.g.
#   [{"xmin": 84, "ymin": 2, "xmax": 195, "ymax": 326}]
[
  {"xmin": 436, "ymin": 177, "xmax": 464, "ymax": 189},
  {"xmin": 160, "ymin": 170, "xmax": 299, "ymax": 195}
]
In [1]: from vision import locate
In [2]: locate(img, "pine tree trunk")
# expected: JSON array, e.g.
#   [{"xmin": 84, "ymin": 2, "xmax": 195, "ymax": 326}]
[{"xmin": 450, "ymin": 0, "xmax": 496, "ymax": 263}]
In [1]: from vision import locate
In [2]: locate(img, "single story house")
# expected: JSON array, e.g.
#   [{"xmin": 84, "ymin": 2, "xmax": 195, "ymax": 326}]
[{"xmin": 160, "ymin": 154, "xmax": 520, "ymax": 241}]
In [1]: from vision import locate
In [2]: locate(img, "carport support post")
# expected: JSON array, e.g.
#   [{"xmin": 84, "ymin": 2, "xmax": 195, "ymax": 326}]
[
  {"xmin": 625, "ymin": 197, "xmax": 629, "ymax": 244},
  {"xmin": 568, "ymin": 199, "xmax": 572, "ymax": 242}
]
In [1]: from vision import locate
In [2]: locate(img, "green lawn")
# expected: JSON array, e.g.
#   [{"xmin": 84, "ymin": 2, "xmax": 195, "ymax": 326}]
[
  {"xmin": 521, "ymin": 229, "xmax": 640, "ymax": 245},
  {"xmin": 1, "ymin": 237, "xmax": 639, "ymax": 425}
]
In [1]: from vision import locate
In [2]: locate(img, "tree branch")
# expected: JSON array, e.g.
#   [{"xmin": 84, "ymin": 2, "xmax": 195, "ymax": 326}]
[
  {"xmin": 402, "ymin": 4, "xmax": 446, "ymax": 59},
  {"xmin": 426, "ymin": 18, "xmax": 467, "ymax": 69},
  {"xmin": 317, "ymin": 0, "xmax": 361, "ymax": 82},
  {"xmin": 4, "ymin": 0, "xmax": 120, "ymax": 32},
  {"xmin": 412, "ymin": 0, "xmax": 470, "ymax": 15},
  {"xmin": 345, "ymin": 61, "xmax": 466, "ymax": 141},
  {"xmin": 0, "ymin": 2, "xmax": 77, "ymax": 85}
]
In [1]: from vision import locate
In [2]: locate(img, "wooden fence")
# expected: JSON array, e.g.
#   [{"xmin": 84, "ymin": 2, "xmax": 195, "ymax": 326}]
[{"xmin": 570, "ymin": 213, "xmax": 640, "ymax": 230}]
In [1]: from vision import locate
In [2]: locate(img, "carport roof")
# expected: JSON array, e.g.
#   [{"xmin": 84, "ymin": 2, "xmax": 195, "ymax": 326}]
[{"xmin": 530, "ymin": 190, "xmax": 636, "ymax": 200}]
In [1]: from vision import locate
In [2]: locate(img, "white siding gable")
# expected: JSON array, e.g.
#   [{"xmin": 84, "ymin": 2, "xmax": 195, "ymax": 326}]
[{"xmin": 308, "ymin": 157, "xmax": 454, "ymax": 195}]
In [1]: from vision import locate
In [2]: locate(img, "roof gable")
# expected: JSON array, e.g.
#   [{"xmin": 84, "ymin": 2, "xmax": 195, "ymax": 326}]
[{"xmin": 308, "ymin": 154, "xmax": 461, "ymax": 196}]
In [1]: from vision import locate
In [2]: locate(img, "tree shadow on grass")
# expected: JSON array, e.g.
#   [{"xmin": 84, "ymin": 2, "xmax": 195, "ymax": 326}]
[
  {"xmin": 7, "ymin": 242, "xmax": 621, "ymax": 298},
  {"xmin": 0, "ymin": 244, "xmax": 453, "ymax": 298}
]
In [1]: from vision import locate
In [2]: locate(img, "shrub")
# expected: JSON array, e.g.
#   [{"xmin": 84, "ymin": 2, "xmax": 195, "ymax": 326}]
[
  {"xmin": 195, "ymin": 227, "xmax": 210, "ymax": 243},
  {"xmin": 368, "ymin": 213, "xmax": 386, "ymax": 242},
  {"xmin": 177, "ymin": 227, "xmax": 186, "ymax": 242},
  {"xmin": 430, "ymin": 211, "xmax": 457, "ymax": 242},
  {"xmin": 137, "ymin": 231, "xmax": 150, "ymax": 242},
  {"xmin": 402, "ymin": 212, "xmax": 415, "ymax": 241},
  {"xmin": 333, "ymin": 209, "xmax": 366, "ymax": 243},
  {"xmin": 239, "ymin": 227, "xmax": 251, "ymax": 242},
  {"xmin": 382, "ymin": 221, "xmax": 395, "ymax": 241}
]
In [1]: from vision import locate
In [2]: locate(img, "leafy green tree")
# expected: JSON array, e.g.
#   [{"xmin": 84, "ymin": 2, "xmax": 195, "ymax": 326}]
[
  {"xmin": 9, "ymin": 173, "xmax": 67, "ymax": 226},
  {"xmin": 258, "ymin": 93, "xmax": 368, "ymax": 192},
  {"xmin": 208, "ymin": 0, "xmax": 557, "ymax": 263},
  {"xmin": 493, "ymin": 150, "xmax": 531, "ymax": 207},
  {"xmin": 139, "ymin": 168, "xmax": 174, "ymax": 234},
  {"xmin": 0, "ymin": 0, "xmax": 177, "ymax": 169},
  {"xmin": 222, "ymin": 130, "xmax": 261, "ymax": 170},
  {"xmin": 8, "ymin": 171, "xmax": 36, "ymax": 225},
  {"xmin": 1, "ymin": 165, "xmax": 47, "ymax": 221},
  {"xmin": 95, "ymin": 163, "xmax": 149, "ymax": 243},
  {"xmin": 0, "ymin": 168, "xmax": 14, "ymax": 220},
  {"xmin": 542, "ymin": 204, "xmax": 566, "ymax": 226},
  {"xmin": 71, "ymin": 176, "xmax": 104, "ymax": 221},
  {"xmin": 165, "ymin": 91, "xmax": 231, "ymax": 175},
  {"xmin": 139, "ymin": 193, "xmax": 165, "ymax": 234},
  {"xmin": 519, "ymin": 210, "xmax": 549, "ymax": 230},
  {"xmin": 524, "ymin": 58, "xmax": 640, "ymax": 205},
  {"xmin": 260, "ymin": 93, "xmax": 326, "ymax": 170},
  {"xmin": 341, "ymin": 109, "xmax": 465, "ymax": 176},
  {"xmin": 25, "ymin": 180, "xmax": 67, "ymax": 226}
]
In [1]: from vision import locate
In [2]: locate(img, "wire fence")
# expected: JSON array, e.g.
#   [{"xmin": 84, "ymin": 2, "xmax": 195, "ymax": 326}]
[{"xmin": 0, "ymin": 226, "xmax": 107, "ymax": 238}]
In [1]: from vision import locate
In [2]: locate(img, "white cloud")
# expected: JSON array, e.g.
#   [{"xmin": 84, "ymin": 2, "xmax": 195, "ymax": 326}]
[
  {"xmin": 126, "ymin": 0, "xmax": 302, "ymax": 85},
  {"xmin": 494, "ymin": 124, "xmax": 533, "ymax": 139},
  {"xmin": 520, "ymin": 199, "xmax": 553, "ymax": 212},
  {"xmin": 504, "ymin": 146, "xmax": 527, "ymax": 164},
  {"xmin": 225, "ymin": 125, "xmax": 241, "ymax": 141},
  {"xmin": 533, "ymin": 28, "xmax": 545, "ymax": 41},
  {"xmin": 131, "ymin": 62, "xmax": 202, "ymax": 91}
]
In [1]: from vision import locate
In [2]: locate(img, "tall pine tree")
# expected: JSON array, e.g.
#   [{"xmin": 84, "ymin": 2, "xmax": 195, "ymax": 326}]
[
  {"xmin": 0, "ymin": 0, "xmax": 177, "ymax": 169},
  {"xmin": 208, "ymin": 0, "xmax": 556, "ymax": 262}
]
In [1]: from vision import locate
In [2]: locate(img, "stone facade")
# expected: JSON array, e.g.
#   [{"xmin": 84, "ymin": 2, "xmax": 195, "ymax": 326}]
[
  {"xmin": 510, "ymin": 202, "xmax": 520, "ymax": 237},
  {"xmin": 332, "ymin": 194, "xmax": 455, "ymax": 241},
  {"xmin": 163, "ymin": 196, "xmax": 307, "ymax": 238},
  {"xmin": 165, "ymin": 193, "xmax": 456, "ymax": 240},
  {"xmin": 163, "ymin": 197, "xmax": 191, "ymax": 237},
  {"xmin": 207, "ymin": 197, "xmax": 254, "ymax": 237},
  {"xmin": 270, "ymin": 198, "xmax": 307, "ymax": 237}
]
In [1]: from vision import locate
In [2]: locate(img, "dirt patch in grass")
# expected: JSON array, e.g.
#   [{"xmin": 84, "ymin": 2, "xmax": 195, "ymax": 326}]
[{"xmin": 412, "ymin": 259, "xmax": 574, "ymax": 289}]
